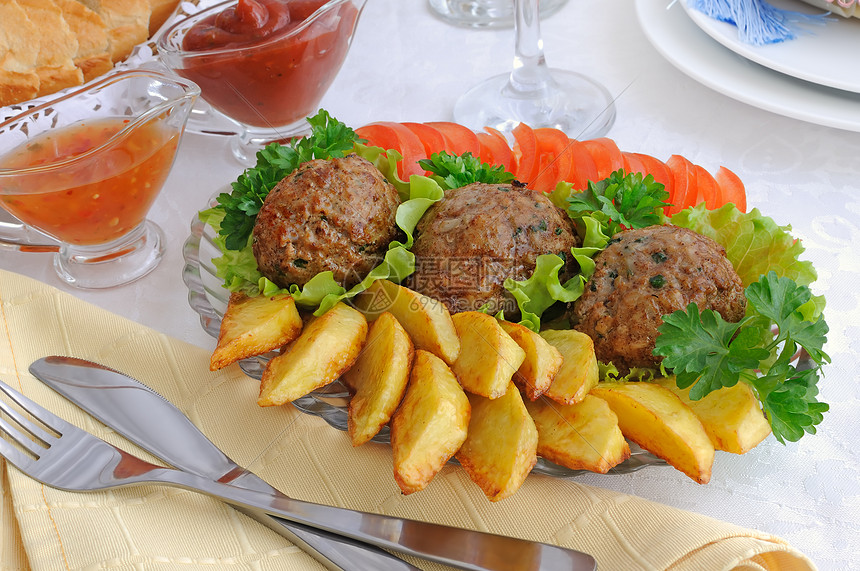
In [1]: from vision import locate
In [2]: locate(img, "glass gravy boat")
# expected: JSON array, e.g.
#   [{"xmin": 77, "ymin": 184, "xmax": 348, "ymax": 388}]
[
  {"xmin": 157, "ymin": 0, "xmax": 367, "ymax": 164},
  {"xmin": 0, "ymin": 70, "xmax": 200, "ymax": 289}
]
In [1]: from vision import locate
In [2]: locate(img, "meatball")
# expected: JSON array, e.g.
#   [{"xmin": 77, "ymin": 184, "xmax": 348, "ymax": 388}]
[
  {"xmin": 252, "ymin": 154, "xmax": 401, "ymax": 289},
  {"xmin": 572, "ymin": 225, "xmax": 746, "ymax": 373},
  {"xmin": 407, "ymin": 182, "xmax": 580, "ymax": 316}
]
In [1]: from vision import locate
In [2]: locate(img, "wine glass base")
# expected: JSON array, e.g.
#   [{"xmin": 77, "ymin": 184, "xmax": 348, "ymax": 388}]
[
  {"xmin": 53, "ymin": 220, "xmax": 165, "ymax": 289},
  {"xmin": 230, "ymin": 121, "xmax": 314, "ymax": 166},
  {"xmin": 454, "ymin": 69, "xmax": 617, "ymax": 140},
  {"xmin": 428, "ymin": 0, "xmax": 569, "ymax": 28}
]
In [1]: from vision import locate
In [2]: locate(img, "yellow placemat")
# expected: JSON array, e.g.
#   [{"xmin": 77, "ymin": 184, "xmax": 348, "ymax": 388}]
[{"xmin": 0, "ymin": 270, "xmax": 816, "ymax": 571}]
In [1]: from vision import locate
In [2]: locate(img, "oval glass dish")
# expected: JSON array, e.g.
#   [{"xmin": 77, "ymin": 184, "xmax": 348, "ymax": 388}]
[{"xmin": 182, "ymin": 199, "xmax": 665, "ymax": 477}]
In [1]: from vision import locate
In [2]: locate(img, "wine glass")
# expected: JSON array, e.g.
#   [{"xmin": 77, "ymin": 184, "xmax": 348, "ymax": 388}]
[
  {"xmin": 453, "ymin": 0, "xmax": 616, "ymax": 139},
  {"xmin": 428, "ymin": 0, "xmax": 569, "ymax": 28}
]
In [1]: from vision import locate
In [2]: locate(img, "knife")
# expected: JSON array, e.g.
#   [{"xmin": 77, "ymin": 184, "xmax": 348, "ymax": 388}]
[{"xmin": 29, "ymin": 356, "xmax": 422, "ymax": 571}]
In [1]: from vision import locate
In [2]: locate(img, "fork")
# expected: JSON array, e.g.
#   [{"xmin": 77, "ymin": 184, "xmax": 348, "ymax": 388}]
[{"xmin": 0, "ymin": 380, "xmax": 597, "ymax": 571}]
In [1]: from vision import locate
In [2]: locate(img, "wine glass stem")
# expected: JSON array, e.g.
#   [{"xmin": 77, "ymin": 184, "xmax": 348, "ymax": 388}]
[{"xmin": 509, "ymin": 0, "xmax": 553, "ymax": 95}]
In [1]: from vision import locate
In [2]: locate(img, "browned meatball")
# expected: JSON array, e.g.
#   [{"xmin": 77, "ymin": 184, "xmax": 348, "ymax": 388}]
[
  {"xmin": 572, "ymin": 225, "xmax": 746, "ymax": 373},
  {"xmin": 252, "ymin": 154, "xmax": 400, "ymax": 289},
  {"xmin": 407, "ymin": 182, "xmax": 580, "ymax": 316}
]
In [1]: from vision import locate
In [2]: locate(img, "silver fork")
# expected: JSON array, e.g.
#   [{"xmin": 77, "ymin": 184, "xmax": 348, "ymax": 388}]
[{"xmin": 0, "ymin": 380, "xmax": 597, "ymax": 571}]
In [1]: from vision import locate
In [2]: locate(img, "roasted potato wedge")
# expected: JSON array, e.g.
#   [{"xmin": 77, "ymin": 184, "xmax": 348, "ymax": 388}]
[
  {"xmin": 499, "ymin": 320, "xmax": 563, "ymax": 400},
  {"xmin": 654, "ymin": 376, "xmax": 771, "ymax": 454},
  {"xmin": 451, "ymin": 312, "xmax": 526, "ymax": 399},
  {"xmin": 257, "ymin": 303, "xmax": 367, "ymax": 406},
  {"xmin": 351, "ymin": 279, "xmax": 460, "ymax": 365},
  {"xmin": 342, "ymin": 312, "xmax": 414, "ymax": 446},
  {"xmin": 456, "ymin": 382, "xmax": 538, "ymax": 501},
  {"xmin": 209, "ymin": 292, "xmax": 303, "ymax": 371},
  {"xmin": 539, "ymin": 329, "xmax": 599, "ymax": 405},
  {"xmin": 525, "ymin": 394, "xmax": 630, "ymax": 473},
  {"xmin": 390, "ymin": 350, "xmax": 470, "ymax": 495},
  {"xmin": 590, "ymin": 381, "xmax": 715, "ymax": 484}
]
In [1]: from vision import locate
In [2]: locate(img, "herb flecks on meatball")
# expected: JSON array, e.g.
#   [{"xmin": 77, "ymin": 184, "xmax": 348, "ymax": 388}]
[
  {"xmin": 252, "ymin": 154, "xmax": 401, "ymax": 289},
  {"xmin": 572, "ymin": 225, "xmax": 746, "ymax": 373},
  {"xmin": 407, "ymin": 182, "xmax": 580, "ymax": 316}
]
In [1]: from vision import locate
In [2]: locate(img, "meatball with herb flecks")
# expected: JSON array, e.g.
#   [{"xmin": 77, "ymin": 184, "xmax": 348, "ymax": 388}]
[
  {"xmin": 407, "ymin": 182, "xmax": 580, "ymax": 317},
  {"xmin": 252, "ymin": 154, "xmax": 401, "ymax": 289},
  {"xmin": 572, "ymin": 225, "xmax": 746, "ymax": 374}
]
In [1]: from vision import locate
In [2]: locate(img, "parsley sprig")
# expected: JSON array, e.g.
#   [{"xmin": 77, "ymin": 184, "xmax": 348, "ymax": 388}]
[
  {"xmin": 566, "ymin": 169, "xmax": 671, "ymax": 237},
  {"xmin": 215, "ymin": 110, "xmax": 362, "ymax": 250},
  {"xmin": 418, "ymin": 151, "xmax": 514, "ymax": 190},
  {"xmin": 654, "ymin": 271, "xmax": 830, "ymax": 443}
]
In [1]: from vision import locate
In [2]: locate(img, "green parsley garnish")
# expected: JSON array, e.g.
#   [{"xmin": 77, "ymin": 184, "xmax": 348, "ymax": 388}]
[
  {"xmin": 566, "ymin": 169, "xmax": 671, "ymax": 238},
  {"xmin": 214, "ymin": 109, "xmax": 362, "ymax": 250},
  {"xmin": 654, "ymin": 271, "xmax": 830, "ymax": 444},
  {"xmin": 418, "ymin": 151, "xmax": 514, "ymax": 190}
]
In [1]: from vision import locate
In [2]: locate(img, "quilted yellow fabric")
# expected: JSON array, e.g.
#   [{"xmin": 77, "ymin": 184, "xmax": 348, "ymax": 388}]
[{"xmin": 0, "ymin": 270, "xmax": 816, "ymax": 571}]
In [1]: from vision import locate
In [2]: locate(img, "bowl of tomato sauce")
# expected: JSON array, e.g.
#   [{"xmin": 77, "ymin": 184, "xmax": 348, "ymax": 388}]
[{"xmin": 157, "ymin": 0, "xmax": 366, "ymax": 163}]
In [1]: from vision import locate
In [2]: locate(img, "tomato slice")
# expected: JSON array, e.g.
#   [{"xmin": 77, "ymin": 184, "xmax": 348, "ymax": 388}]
[
  {"xmin": 714, "ymin": 166, "xmax": 747, "ymax": 212},
  {"xmin": 694, "ymin": 165, "xmax": 722, "ymax": 210},
  {"xmin": 630, "ymin": 152, "xmax": 674, "ymax": 202},
  {"xmin": 511, "ymin": 123, "xmax": 538, "ymax": 182},
  {"xmin": 425, "ymin": 121, "xmax": 481, "ymax": 157},
  {"xmin": 531, "ymin": 128, "xmax": 573, "ymax": 192},
  {"xmin": 622, "ymin": 152, "xmax": 647, "ymax": 177},
  {"xmin": 582, "ymin": 138, "xmax": 625, "ymax": 181},
  {"xmin": 477, "ymin": 127, "xmax": 514, "ymax": 173},
  {"xmin": 356, "ymin": 122, "xmax": 426, "ymax": 178},
  {"xmin": 564, "ymin": 138, "xmax": 599, "ymax": 191},
  {"xmin": 665, "ymin": 154, "xmax": 696, "ymax": 216},
  {"xmin": 402, "ymin": 122, "xmax": 448, "ymax": 159}
]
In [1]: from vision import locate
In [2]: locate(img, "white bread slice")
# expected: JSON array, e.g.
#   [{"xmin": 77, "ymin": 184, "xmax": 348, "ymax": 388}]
[
  {"xmin": 54, "ymin": 0, "xmax": 113, "ymax": 81},
  {"xmin": 148, "ymin": 0, "xmax": 179, "ymax": 35},
  {"xmin": 75, "ymin": 0, "xmax": 150, "ymax": 61},
  {"xmin": 0, "ymin": 0, "xmax": 41, "ymax": 105},
  {"xmin": 16, "ymin": 0, "xmax": 84, "ymax": 96}
]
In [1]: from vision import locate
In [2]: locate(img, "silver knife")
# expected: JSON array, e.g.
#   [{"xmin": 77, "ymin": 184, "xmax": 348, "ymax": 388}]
[{"xmin": 29, "ymin": 356, "xmax": 421, "ymax": 571}]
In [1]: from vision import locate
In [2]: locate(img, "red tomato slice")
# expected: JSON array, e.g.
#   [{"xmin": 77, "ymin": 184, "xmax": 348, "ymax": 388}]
[
  {"xmin": 714, "ymin": 166, "xmax": 747, "ymax": 212},
  {"xmin": 477, "ymin": 127, "xmax": 514, "ymax": 173},
  {"xmin": 622, "ymin": 152, "xmax": 647, "ymax": 176},
  {"xmin": 402, "ymin": 122, "xmax": 448, "ymax": 159},
  {"xmin": 582, "ymin": 138, "xmax": 625, "ymax": 180},
  {"xmin": 630, "ymin": 152, "xmax": 674, "ymax": 201},
  {"xmin": 694, "ymin": 165, "xmax": 722, "ymax": 210},
  {"xmin": 425, "ymin": 122, "xmax": 481, "ymax": 157},
  {"xmin": 531, "ymin": 128, "xmax": 573, "ymax": 192},
  {"xmin": 355, "ymin": 122, "xmax": 426, "ymax": 178},
  {"xmin": 665, "ymin": 154, "xmax": 696, "ymax": 215},
  {"xmin": 512, "ymin": 123, "xmax": 538, "ymax": 182},
  {"xmin": 565, "ymin": 138, "xmax": 599, "ymax": 191}
]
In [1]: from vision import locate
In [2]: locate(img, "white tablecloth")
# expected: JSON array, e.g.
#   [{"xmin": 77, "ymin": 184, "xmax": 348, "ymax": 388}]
[{"xmin": 2, "ymin": 1, "xmax": 858, "ymax": 569}]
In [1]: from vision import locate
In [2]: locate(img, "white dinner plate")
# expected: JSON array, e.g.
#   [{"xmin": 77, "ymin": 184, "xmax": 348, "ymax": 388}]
[
  {"xmin": 680, "ymin": 0, "xmax": 860, "ymax": 94},
  {"xmin": 635, "ymin": 0, "xmax": 860, "ymax": 132}
]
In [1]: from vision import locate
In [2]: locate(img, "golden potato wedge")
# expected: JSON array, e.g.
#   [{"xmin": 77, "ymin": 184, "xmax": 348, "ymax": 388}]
[
  {"xmin": 525, "ymin": 395, "xmax": 630, "ymax": 473},
  {"xmin": 539, "ymin": 329, "xmax": 599, "ymax": 405},
  {"xmin": 342, "ymin": 312, "xmax": 414, "ymax": 446},
  {"xmin": 654, "ymin": 376, "xmax": 771, "ymax": 454},
  {"xmin": 257, "ymin": 303, "xmax": 367, "ymax": 406},
  {"xmin": 390, "ymin": 350, "xmax": 470, "ymax": 495},
  {"xmin": 209, "ymin": 292, "xmax": 303, "ymax": 371},
  {"xmin": 499, "ymin": 320, "xmax": 563, "ymax": 401},
  {"xmin": 451, "ymin": 312, "xmax": 526, "ymax": 399},
  {"xmin": 455, "ymin": 383, "xmax": 538, "ymax": 501},
  {"xmin": 351, "ymin": 279, "xmax": 460, "ymax": 365},
  {"xmin": 590, "ymin": 382, "xmax": 715, "ymax": 484}
]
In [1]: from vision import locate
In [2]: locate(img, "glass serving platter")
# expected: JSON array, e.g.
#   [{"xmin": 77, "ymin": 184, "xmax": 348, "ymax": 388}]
[{"xmin": 182, "ymin": 199, "xmax": 665, "ymax": 478}]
